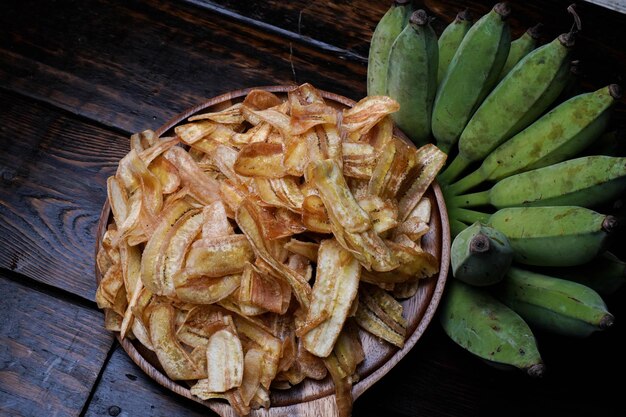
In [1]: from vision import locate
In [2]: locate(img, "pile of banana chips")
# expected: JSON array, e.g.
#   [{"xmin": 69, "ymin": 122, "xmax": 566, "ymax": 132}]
[{"xmin": 95, "ymin": 83, "xmax": 446, "ymax": 416}]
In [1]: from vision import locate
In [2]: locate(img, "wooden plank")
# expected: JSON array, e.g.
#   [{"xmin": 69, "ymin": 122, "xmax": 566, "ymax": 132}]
[
  {"xmin": 0, "ymin": 90, "xmax": 128, "ymax": 300},
  {"xmin": 83, "ymin": 345, "xmax": 215, "ymax": 417},
  {"xmin": 0, "ymin": 0, "xmax": 367, "ymax": 135},
  {"xmin": 185, "ymin": 0, "xmax": 386, "ymax": 59},
  {"xmin": 0, "ymin": 275, "xmax": 114, "ymax": 417}
]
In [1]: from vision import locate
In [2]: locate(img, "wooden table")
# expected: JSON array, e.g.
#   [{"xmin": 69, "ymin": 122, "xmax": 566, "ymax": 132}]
[{"xmin": 1, "ymin": 1, "xmax": 625, "ymax": 416}]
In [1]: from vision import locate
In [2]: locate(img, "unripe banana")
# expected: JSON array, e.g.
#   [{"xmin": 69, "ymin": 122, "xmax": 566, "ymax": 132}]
[
  {"xmin": 451, "ymin": 222, "xmax": 513, "ymax": 286},
  {"xmin": 495, "ymin": 267, "xmax": 614, "ymax": 337},
  {"xmin": 367, "ymin": 0, "xmax": 414, "ymax": 96},
  {"xmin": 450, "ymin": 156, "xmax": 626, "ymax": 209},
  {"xmin": 538, "ymin": 252, "xmax": 626, "ymax": 296},
  {"xmin": 497, "ymin": 23, "xmax": 543, "ymax": 81},
  {"xmin": 489, "ymin": 206, "xmax": 618, "ymax": 267},
  {"xmin": 387, "ymin": 9, "xmax": 438, "ymax": 146},
  {"xmin": 439, "ymin": 280, "xmax": 544, "ymax": 376},
  {"xmin": 446, "ymin": 84, "xmax": 622, "ymax": 195},
  {"xmin": 437, "ymin": 9, "xmax": 472, "ymax": 85},
  {"xmin": 439, "ymin": 32, "xmax": 574, "ymax": 185},
  {"xmin": 431, "ymin": 2, "xmax": 511, "ymax": 154}
]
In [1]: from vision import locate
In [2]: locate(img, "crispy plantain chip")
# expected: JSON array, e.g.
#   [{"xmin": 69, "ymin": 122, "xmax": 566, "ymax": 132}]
[
  {"xmin": 149, "ymin": 302, "xmax": 206, "ymax": 380},
  {"xmin": 140, "ymin": 199, "xmax": 197, "ymax": 296},
  {"xmin": 341, "ymin": 96, "xmax": 399, "ymax": 142},
  {"xmin": 397, "ymin": 144, "xmax": 447, "ymax": 221},
  {"xmin": 234, "ymin": 142, "xmax": 286, "ymax": 178},
  {"xmin": 236, "ymin": 199, "xmax": 311, "ymax": 310},
  {"xmin": 204, "ymin": 328, "xmax": 244, "ymax": 392},
  {"xmin": 355, "ymin": 284, "xmax": 406, "ymax": 348},
  {"xmin": 180, "ymin": 235, "xmax": 254, "ymax": 279},
  {"xmin": 301, "ymin": 239, "xmax": 361, "ymax": 357},
  {"xmin": 164, "ymin": 146, "xmax": 221, "ymax": 205},
  {"xmin": 188, "ymin": 103, "xmax": 244, "ymax": 125},
  {"xmin": 322, "ymin": 323, "xmax": 364, "ymax": 417},
  {"xmin": 308, "ymin": 159, "xmax": 372, "ymax": 233}
]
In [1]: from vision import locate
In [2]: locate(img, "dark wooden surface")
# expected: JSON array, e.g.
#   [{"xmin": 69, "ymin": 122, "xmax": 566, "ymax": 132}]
[{"xmin": 1, "ymin": 1, "xmax": 625, "ymax": 416}]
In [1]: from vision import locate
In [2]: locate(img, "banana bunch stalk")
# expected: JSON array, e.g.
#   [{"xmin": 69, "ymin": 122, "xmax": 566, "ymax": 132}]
[{"xmin": 368, "ymin": 1, "xmax": 624, "ymax": 374}]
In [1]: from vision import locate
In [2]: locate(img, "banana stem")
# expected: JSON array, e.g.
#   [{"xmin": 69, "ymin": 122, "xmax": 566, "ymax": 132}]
[
  {"xmin": 449, "ymin": 207, "xmax": 491, "ymax": 225},
  {"xmin": 448, "ymin": 190, "xmax": 491, "ymax": 208},
  {"xmin": 438, "ymin": 153, "xmax": 471, "ymax": 185},
  {"xmin": 445, "ymin": 168, "xmax": 486, "ymax": 196},
  {"xmin": 450, "ymin": 219, "xmax": 469, "ymax": 238}
]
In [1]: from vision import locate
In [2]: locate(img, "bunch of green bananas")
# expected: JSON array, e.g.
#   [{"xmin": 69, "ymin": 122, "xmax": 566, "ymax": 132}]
[{"xmin": 368, "ymin": 1, "xmax": 625, "ymax": 376}]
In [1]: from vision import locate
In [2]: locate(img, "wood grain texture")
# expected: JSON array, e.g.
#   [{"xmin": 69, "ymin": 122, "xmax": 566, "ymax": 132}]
[
  {"xmin": 0, "ymin": 275, "xmax": 114, "ymax": 417},
  {"xmin": 0, "ymin": 90, "xmax": 129, "ymax": 300},
  {"xmin": 0, "ymin": 0, "xmax": 367, "ymax": 135},
  {"xmin": 84, "ymin": 345, "xmax": 214, "ymax": 417}
]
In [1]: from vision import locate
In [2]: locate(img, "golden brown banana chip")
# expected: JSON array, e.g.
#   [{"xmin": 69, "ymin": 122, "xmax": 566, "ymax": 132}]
[
  {"xmin": 149, "ymin": 302, "xmax": 207, "ymax": 380},
  {"xmin": 308, "ymin": 159, "xmax": 372, "ymax": 233},
  {"xmin": 341, "ymin": 95, "xmax": 399, "ymax": 142},
  {"xmin": 204, "ymin": 328, "xmax": 244, "ymax": 392},
  {"xmin": 234, "ymin": 142, "xmax": 286, "ymax": 178},
  {"xmin": 301, "ymin": 239, "xmax": 361, "ymax": 357},
  {"xmin": 188, "ymin": 103, "xmax": 244, "ymax": 125}
]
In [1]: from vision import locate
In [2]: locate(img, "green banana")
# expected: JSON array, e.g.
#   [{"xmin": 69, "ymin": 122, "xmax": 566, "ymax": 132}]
[
  {"xmin": 497, "ymin": 23, "xmax": 543, "ymax": 81},
  {"xmin": 451, "ymin": 222, "xmax": 513, "ymax": 286},
  {"xmin": 495, "ymin": 267, "xmax": 614, "ymax": 337},
  {"xmin": 387, "ymin": 9, "xmax": 438, "ymax": 146},
  {"xmin": 439, "ymin": 32, "xmax": 575, "ymax": 185},
  {"xmin": 537, "ymin": 252, "xmax": 626, "ymax": 296},
  {"xmin": 446, "ymin": 84, "xmax": 622, "ymax": 196},
  {"xmin": 450, "ymin": 156, "xmax": 626, "ymax": 209},
  {"xmin": 439, "ymin": 279, "xmax": 544, "ymax": 376},
  {"xmin": 367, "ymin": 0, "xmax": 414, "ymax": 96},
  {"xmin": 431, "ymin": 2, "xmax": 511, "ymax": 154},
  {"xmin": 437, "ymin": 9, "xmax": 472, "ymax": 85},
  {"xmin": 489, "ymin": 206, "xmax": 618, "ymax": 267}
]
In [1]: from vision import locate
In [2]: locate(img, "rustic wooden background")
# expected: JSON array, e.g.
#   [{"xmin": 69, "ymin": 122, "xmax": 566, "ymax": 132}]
[{"xmin": 1, "ymin": 1, "xmax": 625, "ymax": 416}]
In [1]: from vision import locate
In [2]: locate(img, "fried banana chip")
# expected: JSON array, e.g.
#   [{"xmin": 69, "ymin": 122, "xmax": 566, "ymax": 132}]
[
  {"xmin": 308, "ymin": 159, "xmax": 372, "ymax": 233},
  {"xmin": 140, "ymin": 200, "xmax": 198, "ymax": 296},
  {"xmin": 289, "ymin": 92, "xmax": 337, "ymax": 136},
  {"xmin": 341, "ymin": 96, "xmax": 399, "ymax": 142},
  {"xmin": 164, "ymin": 146, "xmax": 221, "ymax": 205},
  {"xmin": 357, "ymin": 195, "xmax": 398, "ymax": 234},
  {"xmin": 234, "ymin": 142, "xmax": 286, "ymax": 178},
  {"xmin": 188, "ymin": 103, "xmax": 244, "ymax": 125},
  {"xmin": 301, "ymin": 194, "xmax": 332, "ymax": 234},
  {"xmin": 236, "ymin": 199, "xmax": 311, "ymax": 310},
  {"xmin": 149, "ymin": 302, "xmax": 206, "ymax": 380},
  {"xmin": 180, "ymin": 235, "xmax": 254, "ymax": 279},
  {"xmin": 284, "ymin": 239, "xmax": 319, "ymax": 262},
  {"xmin": 322, "ymin": 323, "xmax": 364, "ymax": 417},
  {"xmin": 239, "ymin": 262, "xmax": 290, "ymax": 314},
  {"xmin": 204, "ymin": 328, "xmax": 244, "ymax": 392},
  {"xmin": 397, "ymin": 144, "xmax": 447, "ymax": 221},
  {"xmin": 301, "ymin": 239, "xmax": 361, "ymax": 357},
  {"xmin": 355, "ymin": 284, "xmax": 406, "ymax": 348}
]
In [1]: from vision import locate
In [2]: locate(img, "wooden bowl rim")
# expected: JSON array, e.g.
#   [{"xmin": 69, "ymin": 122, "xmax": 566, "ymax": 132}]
[{"xmin": 95, "ymin": 84, "xmax": 450, "ymax": 416}]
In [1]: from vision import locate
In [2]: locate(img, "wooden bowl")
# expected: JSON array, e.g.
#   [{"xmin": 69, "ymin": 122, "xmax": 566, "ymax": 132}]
[{"xmin": 95, "ymin": 85, "xmax": 451, "ymax": 417}]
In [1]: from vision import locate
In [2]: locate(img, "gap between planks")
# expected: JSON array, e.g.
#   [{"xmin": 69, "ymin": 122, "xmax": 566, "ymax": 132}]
[{"xmin": 180, "ymin": 0, "xmax": 368, "ymax": 63}]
